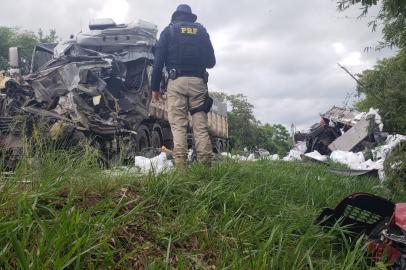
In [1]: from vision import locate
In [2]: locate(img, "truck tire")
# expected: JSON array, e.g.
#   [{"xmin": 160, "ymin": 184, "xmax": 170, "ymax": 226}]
[
  {"xmin": 135, "ymin": 125, "xmax": 150, "ymax": 152},
  {"xmin": 161, "ymin": 127, "xmax": 173, "ymax": 149},
  {"xmin": 151, "ymin": 130, "xmax": 162, "ymax": 148}
]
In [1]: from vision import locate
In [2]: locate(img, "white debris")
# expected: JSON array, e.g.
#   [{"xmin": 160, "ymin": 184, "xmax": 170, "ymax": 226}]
[
  {"xmin": 258, "ymin": 149, "xmax": 271, "ymax": 157},
  {"xmin": 227, "ymin": 154, "xmax": 246, "ymax": 161},
  {"xmin": 354, "ymin": 107, "xmax": 384, "ymax": 131},
  {"xmin": 367, "ymin": 108, "xmax": 383, "ymax": 131},
  {"xmin": 378, "ymin": 170, "xmax": 386, "ymax": 181},
  {"xmin": 330, "ymin": 151, "xmax": 365, "ymax": 170},
  {"xmin": 283, "ymin": 150, "xmax": 303, "ymax": 161},
  {"xmin": 134, "ymin": 156, "xmax": 152, "ymax": 171},
  {"xmin": 296, "ymin": 141, "xmax": 308, "ymax": 153},
  {"xmin": 221, "ymin": 152, "xmax": 232, "ymax": 158},
  {"xmin": 327, "ymin": 134, "xmax": 403, "ymax": 180},
  {"xmin": 359, "ymin": 159, "xmax": 384, "ymax": 171},
  {"xmin": 268, "ymin": 154, "xmax": 280, "ymax": 161},
  {"xmin": 283, "ymin": 141, "xmax": 306, "ymax": 161},
  {"xmin": 286, "ymin": 106, "xmax": 403, "ymax": 180},
  {"xmin": 370, "ymin": 134, "xmax": 405, "ymax": 181},
  {"xmin": 221, "ymin": 151, "xmax": 280, "ymax": 162},
  {"xmin": 304, "ymin": 151, "xmax": 328, "ymax": 162},
  {"xmin": 187, "ymin": 148, "xmax": 194, "ymax": 162},
  {"xmin": 330, "ymin": 150, "xmax": 384, "ymax": 171},
  {"xmin": 134, "ymin": 152, "xmax": 173, "ymax": 174},
  {"xmin": 372, "ymin": 134, "xmax": 406, "ymax": 160}
]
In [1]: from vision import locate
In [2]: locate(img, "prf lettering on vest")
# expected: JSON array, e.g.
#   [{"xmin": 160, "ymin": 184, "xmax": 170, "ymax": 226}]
[{"xmin": 181, "ymin": 27, "xmax": 198, "ymax": 35}]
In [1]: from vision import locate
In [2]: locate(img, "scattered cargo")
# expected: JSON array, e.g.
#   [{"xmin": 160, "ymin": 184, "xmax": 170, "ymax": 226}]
[
  {"xmin": 289, "ymin": 106, "xmax": 405, "ymax": 180},
  {"xmin": 294, "ymin": 106, "xmax": 384, "ymax": 155}
]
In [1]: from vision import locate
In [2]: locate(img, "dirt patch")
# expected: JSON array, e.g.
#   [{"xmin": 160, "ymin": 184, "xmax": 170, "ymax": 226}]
[
  {"xmin": 111, "ymin": 221, "xmax": 166, "ymax": 268},
  {"xmin": 111, "ymin": 219, "xmax": 221, "ymax": 269},
  {"xmin": 56, "ymin": 188, "xmax": 102, "ymax": 209}
]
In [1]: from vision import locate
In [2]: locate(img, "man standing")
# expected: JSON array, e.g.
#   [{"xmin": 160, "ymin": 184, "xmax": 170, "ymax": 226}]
[{"xmin": 151, "ymin": 4, "xmax": 216, "ymax": 167}]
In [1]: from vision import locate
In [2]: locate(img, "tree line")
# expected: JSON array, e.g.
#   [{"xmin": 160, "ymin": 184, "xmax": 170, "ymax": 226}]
[
  {"xmin": 210, "ymin": 92, "xmax": 292, "ymax": 155},
  {"xmin": 338, "ymin": 0, "xmax": 406, "ymax": 134}
]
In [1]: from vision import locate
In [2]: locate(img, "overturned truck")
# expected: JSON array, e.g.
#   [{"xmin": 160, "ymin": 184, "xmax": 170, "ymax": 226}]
[{"xmin": 0, "ymin": 19, "xmax": 229, "ymax": 166}]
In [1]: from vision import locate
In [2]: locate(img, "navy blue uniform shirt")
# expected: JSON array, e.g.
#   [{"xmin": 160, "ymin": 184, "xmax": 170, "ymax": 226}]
[{"xmin": 150, "ymin": 21, "xmax": 216, "ymax": 92}]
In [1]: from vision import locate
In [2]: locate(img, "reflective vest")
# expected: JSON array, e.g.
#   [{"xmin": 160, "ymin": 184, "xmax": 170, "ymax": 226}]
[{"xmin": 167, "ymin": 22, "xmax": 209, "ymax": 73}]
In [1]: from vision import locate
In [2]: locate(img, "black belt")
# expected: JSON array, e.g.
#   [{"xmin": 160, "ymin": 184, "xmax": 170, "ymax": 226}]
[
  {"xmin": 168, "ymin": 68, "xmax": 204, "ymax": 79},
  {"xmin": 178, "ymin": 70, "xmax": 203, "ymax": 78}
]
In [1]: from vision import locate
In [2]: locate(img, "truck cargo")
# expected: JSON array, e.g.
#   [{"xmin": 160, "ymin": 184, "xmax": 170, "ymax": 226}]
[{"xmin": 0, "ymin": 18, "xmax": 229, "ymax": 166}]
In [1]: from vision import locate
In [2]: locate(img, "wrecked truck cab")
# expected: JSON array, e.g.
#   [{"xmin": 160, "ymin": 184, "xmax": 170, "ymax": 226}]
[
  {"xmin": 28, "ymin": 28, "xmax": 156, "ymax": 132},
  {"xmin": 0, "ymin": 19, "xmax": 157, "ymax": 165}
]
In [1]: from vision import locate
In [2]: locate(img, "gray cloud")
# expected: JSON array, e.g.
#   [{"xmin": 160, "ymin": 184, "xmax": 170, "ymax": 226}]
[{"xmin": 0, "ymin": 0, "xmax": 396, "ymax": 130}]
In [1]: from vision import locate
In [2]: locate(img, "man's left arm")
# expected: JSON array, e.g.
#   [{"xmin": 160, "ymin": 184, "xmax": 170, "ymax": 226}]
[{"xmin": 204, "ymin": 31, "xmax": 216, "ymax": 69}]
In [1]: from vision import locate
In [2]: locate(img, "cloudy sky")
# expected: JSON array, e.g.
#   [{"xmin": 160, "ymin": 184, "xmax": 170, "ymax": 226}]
[{"xmin": 0, "ymin": 0, "xmax": 396, "ymax": 129}]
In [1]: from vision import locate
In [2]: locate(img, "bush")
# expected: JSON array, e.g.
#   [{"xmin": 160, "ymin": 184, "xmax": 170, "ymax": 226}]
[{"xmin": 385, "ymin": 142, "xmax": 406, "ymax": 194}]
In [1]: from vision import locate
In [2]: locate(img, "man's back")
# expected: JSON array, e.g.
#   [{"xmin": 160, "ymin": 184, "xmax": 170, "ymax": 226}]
[{"xmin": 151, "ymin": 7, "xmax": 215, "ymax": 92}]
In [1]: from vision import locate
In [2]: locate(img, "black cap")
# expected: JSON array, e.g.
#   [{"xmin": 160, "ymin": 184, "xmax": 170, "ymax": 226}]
[{"xmin": 171, "ymin": 4, "xmax": 197, "ymax": 22}]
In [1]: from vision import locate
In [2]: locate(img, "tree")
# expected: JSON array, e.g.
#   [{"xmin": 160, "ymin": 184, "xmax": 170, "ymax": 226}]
[
  {"xmin": 219, "ymin": 92, "xmax": 258, "ymax": 148},
  {"xmin": 356, "ymin": 49, "xmax": 406, "ymax": 134},
  {"xmin": 38, "ymin": 28, "xmax": 58, "ymax": 43},
  {"xmin": 210, "ymin": 91, "xmax": 292, "ymax": 154},
  {"xmin": 337, "ymin": 0, "xmax": 406, "ymax": 48},
  {"xmin": 338, "ymin": 0, "xmax": 406, "ymax": 134},
  {"xmin": 257, "ymin": 124, "xmax": 292, "ymax": 156},
  {"xmin": 0, "ymin": 26, "xmax": 58, "ymax": 73}
]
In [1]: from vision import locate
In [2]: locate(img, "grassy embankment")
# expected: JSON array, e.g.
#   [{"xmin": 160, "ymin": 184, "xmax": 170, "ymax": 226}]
[{"xmin": 0, "ymin": 145, "xmax": 404, "ymax": 269}]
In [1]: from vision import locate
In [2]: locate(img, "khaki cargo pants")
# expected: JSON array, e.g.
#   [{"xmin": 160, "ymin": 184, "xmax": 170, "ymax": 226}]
[{"xmin": 167, "ymin": 76, "xmax": 212, "ymax": 166}]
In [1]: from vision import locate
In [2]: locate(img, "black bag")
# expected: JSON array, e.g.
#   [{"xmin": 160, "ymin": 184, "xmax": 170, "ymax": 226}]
[{"xmin": 190, "ymin": 94, "xmax": 213, "ymax": 115}]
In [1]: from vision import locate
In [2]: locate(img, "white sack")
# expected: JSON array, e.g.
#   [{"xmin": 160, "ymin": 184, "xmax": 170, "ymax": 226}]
[
  {"xmin": 305, "ymin": 151, "xmax": 328, "ymax": 162},
  {"xmin": 134, "ymin": 152, "xmax": 173, "ymax": 173}
]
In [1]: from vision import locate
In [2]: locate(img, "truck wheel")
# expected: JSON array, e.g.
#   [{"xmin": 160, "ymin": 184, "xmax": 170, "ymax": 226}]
[
  {"xmin": 136, "ymin": 125, "xmax": 150, "ymax": 152},
  {"xmin": 151, "ymin": 130, "xmax": 162, "ymax": 148},
  {"xmin": 212, "ymin": 139, "xmax": 221, "ymax": 153},
  {"xmin": 162, "ymin": 127, "xmax": 174, "ymax": 149}
]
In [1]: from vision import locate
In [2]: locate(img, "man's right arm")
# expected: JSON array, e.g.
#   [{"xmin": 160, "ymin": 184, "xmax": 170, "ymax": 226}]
[{"xmin": 151, "ymin": 27, "xmax": 170, "ymax": 92}]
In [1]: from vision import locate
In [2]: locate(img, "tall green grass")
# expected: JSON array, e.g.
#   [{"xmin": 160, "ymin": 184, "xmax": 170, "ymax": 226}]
[{"xmin": 0, "ymin": 144, "xmax": 404, "ymax": 269}]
